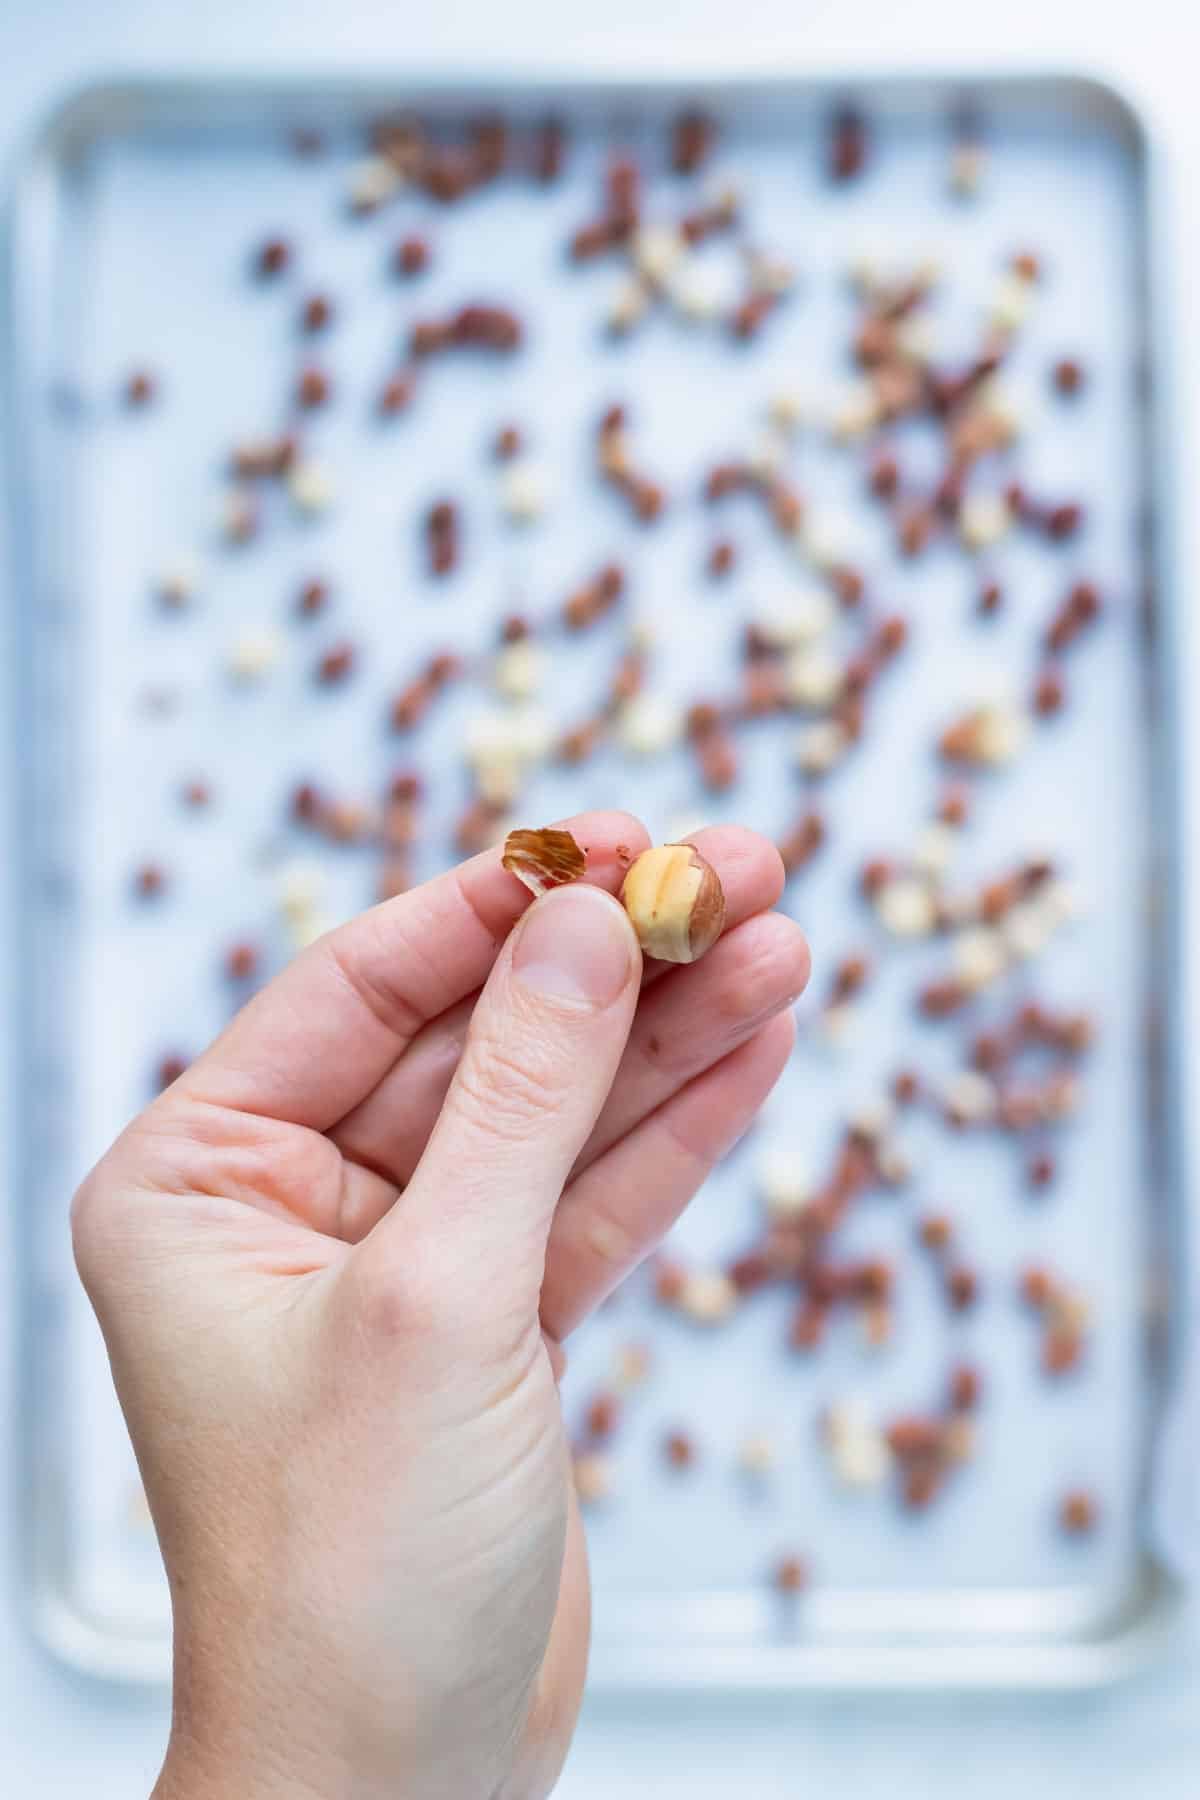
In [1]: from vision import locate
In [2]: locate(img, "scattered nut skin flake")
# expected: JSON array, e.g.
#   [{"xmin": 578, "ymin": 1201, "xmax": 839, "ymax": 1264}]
[{"xmin": 501, "ymin": 825, "xmax": 587, "ymax": 897}]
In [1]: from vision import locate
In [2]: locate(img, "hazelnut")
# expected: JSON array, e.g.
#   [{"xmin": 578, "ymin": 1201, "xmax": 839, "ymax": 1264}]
[
  {"xmin": 619, "ymin": 844, "xmax": 726, "ymax": 964},
  {"xmin": 773, "ymin": 1554, "xmax": 809, "ymax": 1595},
  {"xmin": 573, "ymin": 1451, "xmax": 613, "ymax": 1506},
  {"xmin": 737, "ymin": 1433, "xmax": 775, "ymax": 1477},
  {"xmin": 1059, "ymin": 1488, "xmax": 1099, "ymax": 1535}
]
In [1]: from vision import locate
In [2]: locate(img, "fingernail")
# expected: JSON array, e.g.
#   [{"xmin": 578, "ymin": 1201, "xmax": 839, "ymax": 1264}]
[{"xmin": 513, "ymin": 884, "xmax": 636, "ymax": 1008}]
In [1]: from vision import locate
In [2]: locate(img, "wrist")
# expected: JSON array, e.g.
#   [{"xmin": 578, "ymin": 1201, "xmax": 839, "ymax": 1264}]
[
  {"xmin": 153, "ymin": 1622, "xmax": 352, "ymax": 1800},
  {"xmin": 154, "ymin": 1737, "xmax": 331, "ymax": 1800}
]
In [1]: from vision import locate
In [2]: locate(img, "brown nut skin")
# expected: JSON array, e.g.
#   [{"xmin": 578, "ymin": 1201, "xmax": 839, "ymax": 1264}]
[
  {"xmin": 619, "ymin": 843, "xmax": 726, "ymax": 964},
  {"xmin": 502, "ymin": 827, "xmax": 587, "ymax": 898}
]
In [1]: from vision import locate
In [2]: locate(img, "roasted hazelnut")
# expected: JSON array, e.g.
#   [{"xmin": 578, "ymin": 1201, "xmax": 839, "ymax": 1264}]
[
  {"xmin": 316, "ymin": 641, "xmax": 356, "ymax": 685},
  {"xmin": 937, "ymin": 784, "xmax": 971, "ymax": 828},
  {"xmin": 1020, "ymin": 1265, "xmax": 1055, "ymax": 1310},
  {"xmin": 829, "ymin": 564, "xmax": 864, "ymax": 608},
  {"xmin": 654, "ymin": 1260, "xmax": 687, "ymax": 1306},
  {"xmin": 892, "ymin": 1069, "xmax": 921, "ymax": 1106},
  {"xmin": 860, "ymin": 856, "xmax": 893, "ymax": 899},
  {"xmin": 181, "ymin": 778, "xmax": 211, "ymax": 810},
  {"xmin": 296, "ymin": 577, "xmax": 330, "ymax": 618},
  {"xmin": 291, "ymin": 781, "xmax": 323, "ymax": 823},
  {"xmin": 394, "ymin": 234, "xmax": 430, "ymax": 277},
  {"xmin": 789, "ymin": 1301, "xmax": 827, "ymax": 1351},
  {"xmin": 778, "ymin": 810, "xmax": 826, "ymax": 875},
  {"xmin": 1027, "ymin": 1149, "xmax": 1057, "ymax": 1189},
  {"xmin": 296, "ymin": 366, "xmax": 331, "ymax": 409},
  {"xmin": 869, "ymin": 453, "xmax": 900, "ymax": 500},
  {"xmin": 1059, "ymin": 1488, "xmax": 1098, "ymax": 1535},
  {"xmin": 829, "ymin": 106, "xmax": 868, "ymax": 181},
  {"xmin": 708, "ymin": 537, "xmax": 736, "ymax": 578},
  {"xmin": 156, "ymin": 1052, "xmax": 189, "ymax": 1090},
  {"xmin": 773, "ymin": 1554, "xmax": 809, "ymax": 1595},
  {"xmin": 124, "ymin": 369, "xmax": 158, "ymax": 408},
  {"xmin": 1053, "ymin": 357, "xmax": 1084, "ymax": 396},
  {"xmin": 532, "ymin": 117, "xmax": 565, "ymax": 183},
  {"xmin": 300, "ymin": 293, "xmax": 334, "ymax": 333},
  {"xmin": 378, "ymin": 372, "xmax": 415, "ymax": 417},
  {"xmin": 1045, "ymin": 501, "xmax": 1083, "ymax": 541},
  {"xmin": 918, "ymin": 1213, "xmax": 954, "ymax": 1252},
  {"xmin": 946, "ymin": 1265, "xmax": 980, "ymax": 1312},
  {"xmin": 949, "ymin": 1364, "xmax": 982, "ymax": 1412},
  {"xmin": 902, "ymin": 1465, "xmax": 943, "ymax": 1510},
  {"xmin": 225, "ymin": 942, "xmax": 260, "ymax": 981},
  {"xmin": 1042, "ymin": 1328, "xmax": 1083, "ymax": 1376},
  {"xmin": 619, "ymin": 844, "xmax": 726, "ymax": 964},
  {"xmin": 134, "ymin": 863, "xmax": 166, "ymax": 899},
  {"xmin": 585, "ymin": 1391, "xmax": 621, "ymax": 1442},
  {"xmin": 663, "ymin": 1429, "xmax": 696, "ymax": 1470},
  {"xmin": 255, "ymin": 236, "xmax": 291, "ymax": 278},
  {"xmin": 671, "ymin": 109, "xmax": 715, "ymax": 175}
]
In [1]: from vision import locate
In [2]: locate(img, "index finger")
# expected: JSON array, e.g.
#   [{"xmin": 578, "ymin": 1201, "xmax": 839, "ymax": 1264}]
[{"xmin": 177, "ymin": 810, "xmax": 650, "ymax": 1131}]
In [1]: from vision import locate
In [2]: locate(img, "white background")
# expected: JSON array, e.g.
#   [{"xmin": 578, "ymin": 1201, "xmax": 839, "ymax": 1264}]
[{"xmin": 3, "ymin": 1, "xmax": 1200, "ymax": 1793}]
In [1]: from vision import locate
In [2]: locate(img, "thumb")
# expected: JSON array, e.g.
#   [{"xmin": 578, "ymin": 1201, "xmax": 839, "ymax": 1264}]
[{"xmin": 377, "ymin": 880, "xmax": 641, "ymax": 1287}]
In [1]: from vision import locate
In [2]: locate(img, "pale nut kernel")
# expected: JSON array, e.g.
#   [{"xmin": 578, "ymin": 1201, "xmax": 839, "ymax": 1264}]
[
  {"xmin": 572, "ymin": 1450, "xmax": 614, "ymax": 1507},
  {"xmin": 768, "ymin": 386, "xmax": 807, "ymax": 433},
  {"xmin": 953, "ymin": 924, "xmax": 1009, "ymax": 992},
  {"xmin": 494, "ymin": 641, "xmax": 545, "ymax": 701},
  {"xmin": 633, "ymin": 224, "xmax": 685, "ymax": 286},
  {"xmin": 617, "ymin": 693, "xmax": 684, "ymax": 756},
  {"xmin": 607, "ymin": 276, "xmax": 652, "ymax": 334},
  {"xmin": 959, "ymin": 492, "xmax": 1012, "ymax": 553},
  {"xmin": 619, "ymin": 843, "xmax": 726, "ymax": 964},
  {"xmin": 499, "ymin": 461, "xmax": 550, "ymax": 524},
  {"xmin": 287, "ymin": 459, "xmax": 335, "ymax": 515},
  {"xmin": 226, "ymin": 628, "xmax": 282, "ymax": 683},
  {"xmin": 613, "ymin": 1341, "xmax": 653, "ymax": 1390},
  {"xmin": 877, "ymin": 876, "xmax": 938, "ymax": 938},
  {"xmin": 678, "ymin": 1268, "xmax": 738, "ymax": 1325},
  {"xmin": 345, "ymin": 155, "xmax": 401, "ymax": 211},
  {"xmin": 668, "ymin": 260, "xmax": 733, "ymax": 322},
  {"xmin": 738, "ymin": 1432, "xmax": 776, "ymax": 1477},
  {"xmin": 756, "ymin": 1148, "xmax": 812, "ymax": 1219},
  {"xmin": 911, "ymin": 822, "xmax": 959, "ymax": 879}
]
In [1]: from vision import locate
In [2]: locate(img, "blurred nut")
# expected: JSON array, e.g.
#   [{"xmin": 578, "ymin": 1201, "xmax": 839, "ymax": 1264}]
[
  {"xmin": 573, "ymin": 1451, "xmax": 613, "ymax": 1506},
  {"xmin": 678, "ymin": 1269, "xmax": 738, "ymax": 1326}
]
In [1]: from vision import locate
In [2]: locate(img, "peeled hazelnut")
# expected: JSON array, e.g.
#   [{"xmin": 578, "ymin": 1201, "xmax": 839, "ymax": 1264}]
[
  {"xmin": 573, "ymin": 1451, "xmax": 613, "ymax": 1507},
  {"xmin": 619, "ymin": 843, "xmax": 726, "ymax": 963},
  {"xmin": 501, "ymin": 826, "xmax": 586, "ymax": 897}
]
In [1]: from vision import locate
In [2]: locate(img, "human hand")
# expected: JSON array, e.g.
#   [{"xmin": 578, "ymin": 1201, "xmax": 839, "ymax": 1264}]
[{"xmin": 72, "ymin": 812, "xmax": 809, "ymax": 1799}]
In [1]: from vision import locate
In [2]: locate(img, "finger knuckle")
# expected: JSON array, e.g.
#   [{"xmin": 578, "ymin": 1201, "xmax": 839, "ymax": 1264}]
[{"xmin": 349, "ymin": 1239, "xmax": 457, "ymax": 1347}]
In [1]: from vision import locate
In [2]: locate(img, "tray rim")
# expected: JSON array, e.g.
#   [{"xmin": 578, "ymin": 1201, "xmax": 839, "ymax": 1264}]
[{"xmin": 4, "ymin": 63, "xmax": 1189, "ymax": 1693}]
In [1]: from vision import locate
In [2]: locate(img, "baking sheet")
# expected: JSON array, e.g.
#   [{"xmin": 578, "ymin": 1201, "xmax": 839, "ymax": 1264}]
[{"xmin": 7, "ymin": 73, "xmax": 1184, "ymax": 1685}]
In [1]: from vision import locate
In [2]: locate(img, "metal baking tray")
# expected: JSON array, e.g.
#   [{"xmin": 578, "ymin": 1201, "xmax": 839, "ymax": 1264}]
[{"xmin": 6, "ymin": 71, "xmax": 1187, "ymax": 1689}]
